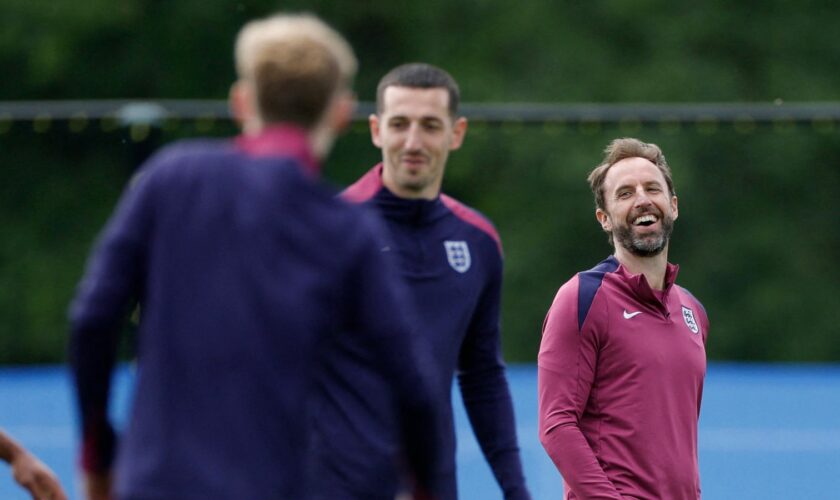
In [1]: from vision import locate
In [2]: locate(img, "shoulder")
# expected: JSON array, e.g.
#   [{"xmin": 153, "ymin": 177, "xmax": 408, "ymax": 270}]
[
  {"xmin": 553, "ymin": 256, "xmax": 620, "ymax": 332},
  {"xmin": 440, "ymin": 193, "xmax": 502, "ymax": 256},
  {"xmin": 341, "ymin": 164, "xmax": 383, "ymax": 204},
  {"xmin": 149, "ymin": 138, "xmax": 232, "ymax": 167},
  {"xmin": 134, "ymin": 138, "xmax": 235, "ymax": 186}
]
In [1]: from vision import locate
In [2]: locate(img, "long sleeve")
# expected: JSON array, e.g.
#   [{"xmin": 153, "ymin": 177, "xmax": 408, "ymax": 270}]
[
  {"xmin": 457, "ymin": 254, "xmax": 530, "ymax": 500},
  {"xmin": 67, "ymin": 169, "xmax": 155, "ymax": 474},
  {"xmin": 537, "ymin": 278, "xmax": 622, "ymax": 500}
]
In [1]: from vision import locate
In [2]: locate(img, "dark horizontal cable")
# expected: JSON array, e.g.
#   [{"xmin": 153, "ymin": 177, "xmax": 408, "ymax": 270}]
[{"xmin": 1, "ymin": 100, "xmax": 839, "ymax": 124}]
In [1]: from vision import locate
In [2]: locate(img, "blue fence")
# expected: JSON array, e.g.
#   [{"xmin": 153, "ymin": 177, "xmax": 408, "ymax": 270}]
[{"xmin": 2, "ymin": 363, "xmax": 839, "ymax": 499}]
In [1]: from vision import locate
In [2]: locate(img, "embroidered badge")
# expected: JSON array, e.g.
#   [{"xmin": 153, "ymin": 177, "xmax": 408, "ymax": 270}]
[
  {"xmin": 682, "ymin": 306, "xmax": 699, "ymax": 334},
  {"xmin": 444, "ymin": 240, "xmax": 471, "ymax": 273}
]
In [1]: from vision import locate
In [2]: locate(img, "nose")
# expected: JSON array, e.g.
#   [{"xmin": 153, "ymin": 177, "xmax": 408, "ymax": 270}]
[
  {"xmin": 634, "ymin": 186, "xmax": 653, "ymax": 207},
  {"xmin": 404, "ymin": 123, "xmax": 423, "ymax": 150}
]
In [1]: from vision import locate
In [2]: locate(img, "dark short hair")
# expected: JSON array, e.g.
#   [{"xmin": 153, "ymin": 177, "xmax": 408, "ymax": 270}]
[{"xmin": 375, "ymin": 63, "xmax": 460, "ymax": 115}]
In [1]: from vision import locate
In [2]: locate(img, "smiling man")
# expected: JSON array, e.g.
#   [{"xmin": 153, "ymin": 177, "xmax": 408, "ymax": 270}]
[
  {"xmin": 538, "ymin": 138, "xmax": 709, "ymax": 499},
  {"xmin": 310, "ymin": 63, "xmax": 530, "ymax": 499}
]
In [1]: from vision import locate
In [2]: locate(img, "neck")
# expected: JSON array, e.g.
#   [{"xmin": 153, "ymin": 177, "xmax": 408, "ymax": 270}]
[
  {"xmin": 613, "ymin": 245, "xmax": 670, "ymax": 290},
  {"xmin": 307, "ymin": 125, "xmax": 334, "ymax": 161}
]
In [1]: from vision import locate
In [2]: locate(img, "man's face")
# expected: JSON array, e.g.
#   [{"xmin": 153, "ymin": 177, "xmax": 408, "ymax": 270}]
[
  {"xmin": 596, "ymin": 157, "xmax": 678, "ymax": 257},
  {"xmin": 370, "ymin": 86, "xmax": 467, "ymax": 200}
]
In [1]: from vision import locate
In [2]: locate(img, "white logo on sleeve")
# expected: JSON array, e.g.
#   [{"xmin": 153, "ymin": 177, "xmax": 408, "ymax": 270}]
[
  {"xmin": 623, "ymin": 309, "xmax": 642, "ymax": 319},
  {"xmin": 444, "ymin": 241, "xmax": 471, "ymax": 273},
  {"xmin": 682, "ymin": 306, "xmax": 699, "ymax": 334}
]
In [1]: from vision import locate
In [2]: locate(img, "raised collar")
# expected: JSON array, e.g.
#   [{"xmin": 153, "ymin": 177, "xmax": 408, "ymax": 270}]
[
  {"xmin": 344, "ymin": 164, "xmax": 450, "ymax": 225},
  {"xmin": 234, "ymin": 124, "xmax": 319, "ymax": 176},
  {"xmin": 613, "ymin": 256, "xmax": 680, "ymax": 309}
]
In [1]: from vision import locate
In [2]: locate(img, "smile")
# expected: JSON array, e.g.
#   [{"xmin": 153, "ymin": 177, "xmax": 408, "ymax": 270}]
[{"xmin": 632, "ymin": 214, "xmax": 658, "ymax": 226}]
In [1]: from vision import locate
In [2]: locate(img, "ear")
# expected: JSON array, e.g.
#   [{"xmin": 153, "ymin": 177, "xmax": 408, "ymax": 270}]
[
  {"xmin": 670, "ymin": 195, "xmax": 679, "ymax": 221},
  {"xmin": 449, "ymin": 116, "xmax": 468, "ymax": 150},
  {"xmin": 228, "ymin": 80, "xmax": 252, "ymax": 126},
  {"xmin": 596, "ymin": 208, "xmax": 612, "ymax": 232},
  {"xmin": 328, "ymin": 90, "xmax": 356, "ymax": 133},
  {"xmin": 369, "ymin": 113, "xmax": 382, "ymax": 148}
]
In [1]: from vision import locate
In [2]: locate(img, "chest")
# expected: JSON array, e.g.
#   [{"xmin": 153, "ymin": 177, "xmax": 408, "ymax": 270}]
[
  {"xmin": 594, "ymin": 292, "xmax": 707, "ymax": 382},
  {"xmin": 380, "ymin": 220, "xmax": 491, "ymax": 346},
  {"xmin": 382, "ymin": 220, "xmax": 485, "ymax": 286}
]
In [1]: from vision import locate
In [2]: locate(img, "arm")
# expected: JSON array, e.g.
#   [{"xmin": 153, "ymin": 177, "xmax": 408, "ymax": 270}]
[
  {"xmin": 537, "ymin": 280, "xmax": 621, "ymax": 499},
  {"xmin": 67, "ymin": 169, "xmax": 155, "ymax": 494},
  {"xmin": 457, "ymin": 255, "xmax": 530, "ymax": 500},
  {"xmin": 0, "ymin": 429, "xmax": 67, "ymax": 500}
]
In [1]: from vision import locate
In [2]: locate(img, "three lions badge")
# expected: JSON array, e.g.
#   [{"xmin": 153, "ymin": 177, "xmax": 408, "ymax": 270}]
[
  {"xmin": 682, "ymin": 306, "xmax": 699, "ymax": 334},
  {"xmin": 444, "ymin": 241, "xmax": 471, "ymax": 273}
]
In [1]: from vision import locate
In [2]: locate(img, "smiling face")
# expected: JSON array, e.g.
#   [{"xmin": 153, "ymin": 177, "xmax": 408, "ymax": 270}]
[
  {"xmin": 370, "ymin": 86, "xmax": 467, "ymax": 200},
  {"xmin": 596, "ymin": 156, "xmax": 679, "ymax": 257}
]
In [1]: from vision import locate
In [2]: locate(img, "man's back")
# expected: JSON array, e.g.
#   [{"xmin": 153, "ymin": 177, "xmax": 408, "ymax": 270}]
[{"xmin": 71, "ymin": 134, "xmax": 393, "ymax": 499}]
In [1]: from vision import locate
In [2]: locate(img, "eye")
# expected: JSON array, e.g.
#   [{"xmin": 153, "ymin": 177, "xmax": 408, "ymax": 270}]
[
  {"xmin": 388, "ymin": 119, "xmax": 408, "ymax": 130},
  {"xmin": 617, "ymin": 191, "xmax": 632, "ymax": 199},
  {"xmin": 647, "ymin": 186, "xmax": 662, "ymax": 194}
]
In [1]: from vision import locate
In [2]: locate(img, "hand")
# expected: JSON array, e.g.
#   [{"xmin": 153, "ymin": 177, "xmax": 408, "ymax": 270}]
[
  {"xmin": 10, "ymin": 451, "xmax": 67, "ymax": 500},
  {"xmin": 82, "ymin": 471, "xmax": 113, "ymax": 500}
]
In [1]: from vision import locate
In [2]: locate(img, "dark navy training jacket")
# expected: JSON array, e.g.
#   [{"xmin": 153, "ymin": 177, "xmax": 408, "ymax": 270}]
[
  {"xmin": 68, "ymin": 127, "xmax": 442, "ymax": 500},
  {"xmin": 309, "ymin": 164, "xmax": 529, "ymax": 499}
]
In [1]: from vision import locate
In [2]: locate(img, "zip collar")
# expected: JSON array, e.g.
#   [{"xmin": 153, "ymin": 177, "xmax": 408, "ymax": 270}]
[{"xmin": 234, "ymin": 124, "xmax": 319, "ymax": 176}]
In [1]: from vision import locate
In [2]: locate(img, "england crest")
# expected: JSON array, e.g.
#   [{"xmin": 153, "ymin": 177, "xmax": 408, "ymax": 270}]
[
  {"xmin": 444, "ymin": 241, "xmax": 471, "ymax": 273},
  {"xmin": 682, "ymin": 306, "xmax": 699, "ymax": 334}
]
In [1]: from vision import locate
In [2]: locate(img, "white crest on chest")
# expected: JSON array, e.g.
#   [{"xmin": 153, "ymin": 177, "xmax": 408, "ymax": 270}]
[
  {"xmin": 443, "ymin": 240, "xmax": 471, "ymax": 273},
  {"xmin": 682, "ymin": 305, "xmax": 699, "ymax": 334}
]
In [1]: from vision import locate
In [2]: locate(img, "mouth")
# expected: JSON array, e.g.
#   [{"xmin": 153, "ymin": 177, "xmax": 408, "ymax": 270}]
[
  {"xmin": 400, "ymin": 154, "xmax": 428, "ymax": 168},
  {"xmin": 631, "ymin": 213, "xmax": 659, "ymax": 227}
]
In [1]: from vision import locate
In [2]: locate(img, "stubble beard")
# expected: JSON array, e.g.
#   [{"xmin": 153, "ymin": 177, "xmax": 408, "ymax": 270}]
[{"xmin": 613, "ymin": 213, "xmax": 674, "ymax": 257}]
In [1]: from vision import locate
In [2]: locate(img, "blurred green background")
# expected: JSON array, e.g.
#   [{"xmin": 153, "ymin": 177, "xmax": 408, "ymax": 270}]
[{"xmin": 2, "ymin": 0, "xmax": 839, "ymax": 364}]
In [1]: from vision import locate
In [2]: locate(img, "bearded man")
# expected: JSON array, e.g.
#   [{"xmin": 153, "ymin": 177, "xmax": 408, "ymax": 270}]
[{"xmin": 538, "ymin": 137, "xmax": 709, "ymax": 500}]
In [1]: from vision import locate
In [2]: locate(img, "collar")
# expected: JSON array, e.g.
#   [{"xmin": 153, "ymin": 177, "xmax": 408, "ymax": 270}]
[
  {"xmin": 613, "ymin": 256, "xmax": 680, "ymax": 309},
  {"xmin": 345, "ymin": 164, "xmax": 450, "ymax": 225},
  {"xmin": 234, "ymin": 124, "xmax": 319, "ymax": 176}
]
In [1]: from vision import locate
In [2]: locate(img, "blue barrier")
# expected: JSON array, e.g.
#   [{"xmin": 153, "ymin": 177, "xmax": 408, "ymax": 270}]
[{"xmin": 2, "ymin": 363, "xmax": 839, "ymax": 499}]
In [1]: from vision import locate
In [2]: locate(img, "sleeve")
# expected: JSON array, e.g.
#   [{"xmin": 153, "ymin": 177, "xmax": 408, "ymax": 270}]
[
  {"xmin": 67, "ymin": 167, "xmax": 156, "ymax": 474},
  {"xmin": 456, "ymin": 248, "xmax": 530, "ymax": 500},
  {"xmin": 537, "ymin": 278, "xmax": 622, "ymax": 499},
  {"xmin": 342, "ymin": 214, "xmax": 447, "ymax": 498}
]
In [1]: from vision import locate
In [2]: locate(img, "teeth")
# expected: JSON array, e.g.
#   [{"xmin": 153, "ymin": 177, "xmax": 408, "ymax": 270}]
[{"xmin": 633, "ymin": 214, "xmax": 657, "ymax": 225}]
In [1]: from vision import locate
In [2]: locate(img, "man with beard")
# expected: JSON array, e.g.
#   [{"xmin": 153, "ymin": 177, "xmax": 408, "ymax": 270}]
[{"xmin": 538, "ymin": 138, "xmax": 709, "ymax": 499}]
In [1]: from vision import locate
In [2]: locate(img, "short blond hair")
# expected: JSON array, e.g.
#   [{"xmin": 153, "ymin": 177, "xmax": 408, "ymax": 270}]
[{"xmin": 234, "ymin": 13, "xmax": 357, "ymax": 127}]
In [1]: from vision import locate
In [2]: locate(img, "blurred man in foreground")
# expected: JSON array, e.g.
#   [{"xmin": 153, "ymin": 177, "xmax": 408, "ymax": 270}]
[
  {"xmin": 539, "ymin": 138, "xmax": 708, "ymax": 499},
  {"xmin": 315, "ymin": 63, "xmax": 529, "ymax": 499},
  {"xmin": 69, "ymin": 13, "xmax": 442, "ymax": 500},
  {"xmin": 0, "ymin": 428, "xmax": 66, "ymax": 500}
]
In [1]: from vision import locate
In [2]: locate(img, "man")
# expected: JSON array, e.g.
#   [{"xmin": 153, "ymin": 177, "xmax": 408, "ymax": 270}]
[
  {"xmin": 538, "ymin": 138, "xmax": 709, "ymax": 499},
  {"xmin": 69, "ymin": 14, "xmax": 442, "ymax": 500},
  {"xmin": 322, "ymin": 63, "xmax": 530, "ymax": 499},
  {"xmin": 0, "ymin": 428, "xmax": 67, "ymax": 500}
]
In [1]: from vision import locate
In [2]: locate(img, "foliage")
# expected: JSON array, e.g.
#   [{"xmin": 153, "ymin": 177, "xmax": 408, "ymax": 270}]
[{"xmin": 2, "ymin": 0, "xmax": 840, "ymax": 363}]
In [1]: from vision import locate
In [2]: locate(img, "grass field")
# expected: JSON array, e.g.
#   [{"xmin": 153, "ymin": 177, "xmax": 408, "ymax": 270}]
[{"xmin": 2, "ymin": 362, "xmax": 839, "ymax": 499}]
